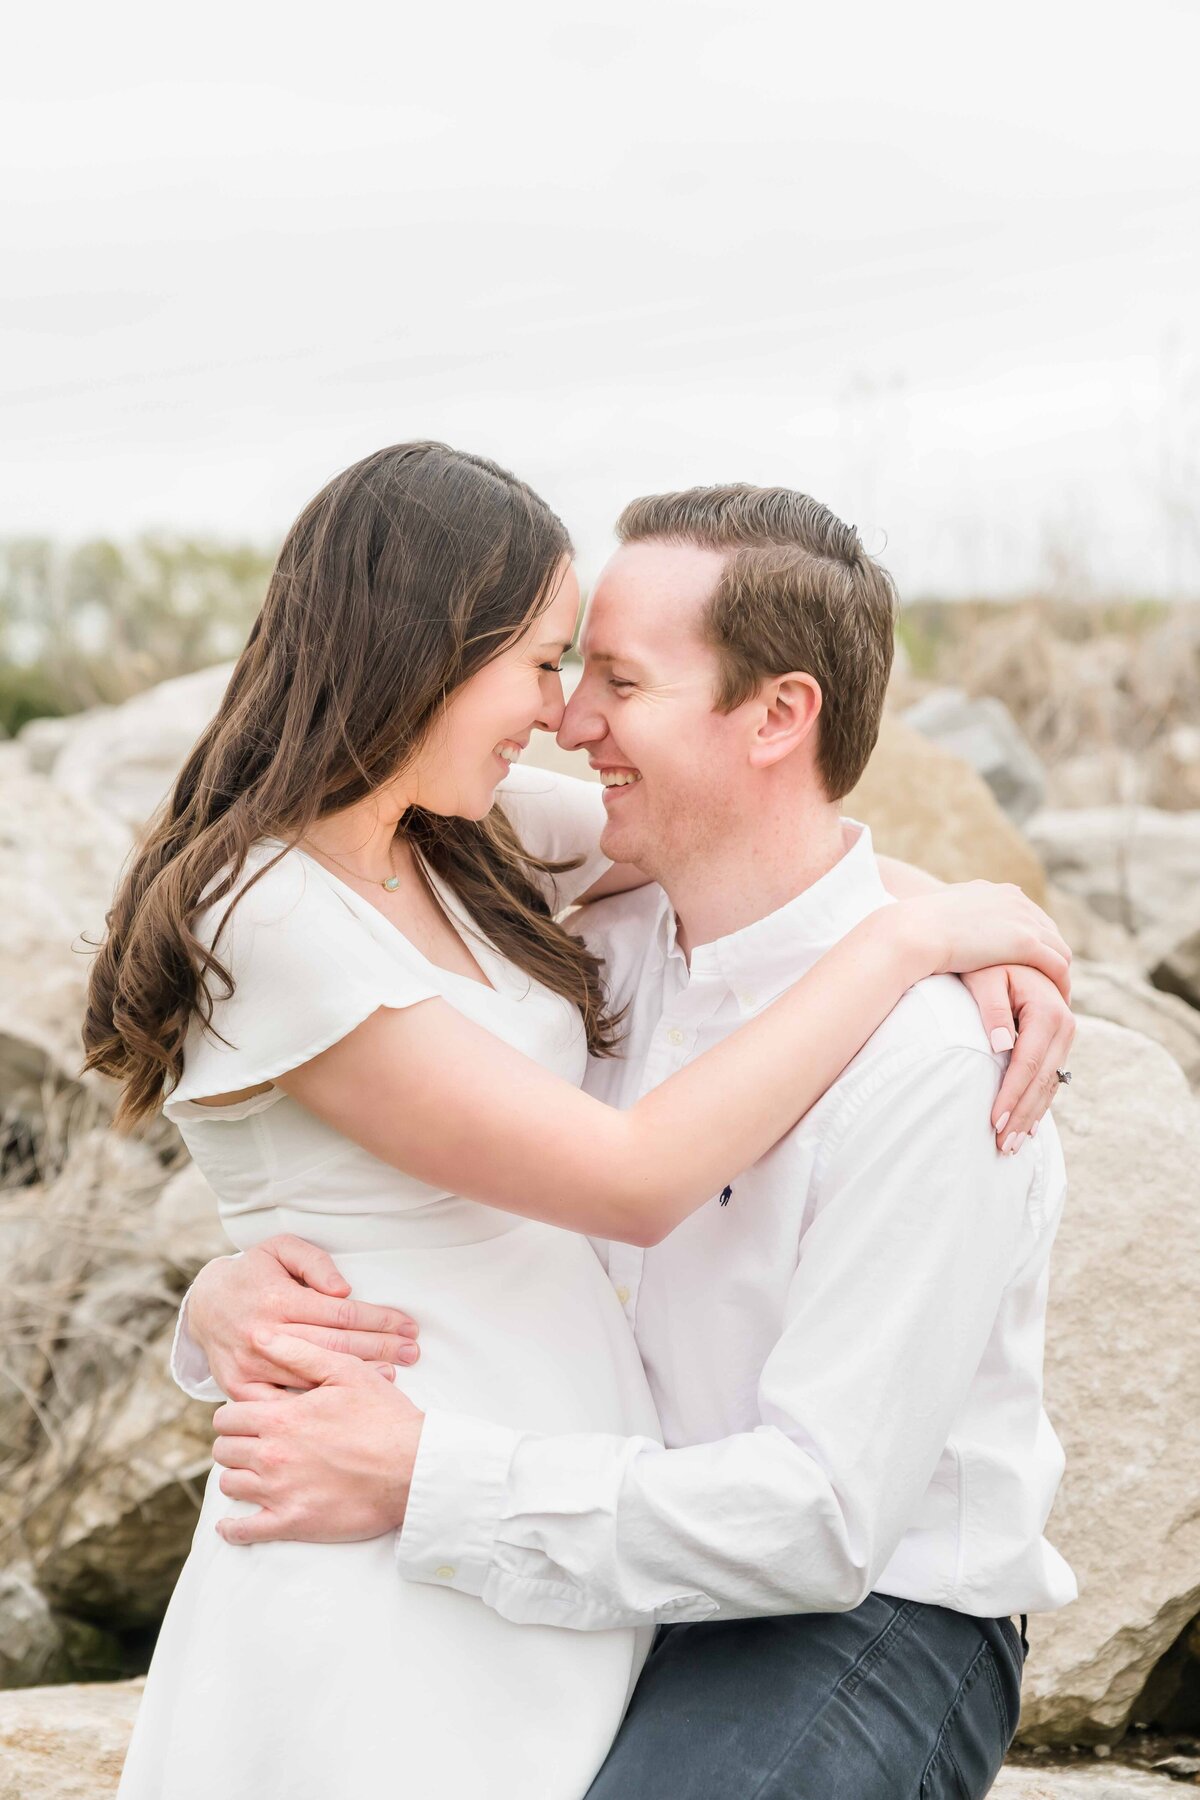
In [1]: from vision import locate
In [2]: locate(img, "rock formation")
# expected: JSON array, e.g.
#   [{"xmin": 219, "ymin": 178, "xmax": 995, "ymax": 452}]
[
  {"xmin": 847, "ymin": 716, "xmax": 1048, "ymax": 899},
  {"xmin": 902, "ymin": 686, "xmax": 1046, "ymax": 824},
  {"xmin": 1016, "ymin": 1021, "xmax": 1200, "ymax": 1744},
  {"xmin": 0, "ymin": 662, "xmax": 1197, "ymax": 1777}
]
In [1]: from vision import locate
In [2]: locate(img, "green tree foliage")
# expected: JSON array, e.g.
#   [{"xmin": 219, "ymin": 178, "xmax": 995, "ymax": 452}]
[{"xmin": 0, "ymin": 535, "xmax": 275, "ymax": 733}]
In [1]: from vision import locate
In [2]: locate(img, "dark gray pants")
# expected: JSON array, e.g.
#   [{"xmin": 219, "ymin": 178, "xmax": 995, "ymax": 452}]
[{"xmin": 585, "ymin": 1595, "xmax": 1026, "ymax": 1799}]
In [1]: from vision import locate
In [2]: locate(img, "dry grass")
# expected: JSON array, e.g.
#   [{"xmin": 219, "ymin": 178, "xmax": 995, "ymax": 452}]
[
  {"xmin": 0, "ymin": 1091, "xmax": 187, "ymax": 1548},
  {"xmin": 897, "ymin": 598, "xmax": 1200, "ymax": 808}
]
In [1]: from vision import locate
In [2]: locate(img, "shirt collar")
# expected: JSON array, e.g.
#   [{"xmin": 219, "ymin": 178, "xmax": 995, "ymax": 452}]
[{"xmin": 651, "ymin": 821, "xmax": 892, "ymax": 1015}]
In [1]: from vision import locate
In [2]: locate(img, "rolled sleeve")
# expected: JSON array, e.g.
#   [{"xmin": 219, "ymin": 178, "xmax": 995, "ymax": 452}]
[{"xmin": 395, "ymin": 1409, "xmax": 520, "ymax": 1599}]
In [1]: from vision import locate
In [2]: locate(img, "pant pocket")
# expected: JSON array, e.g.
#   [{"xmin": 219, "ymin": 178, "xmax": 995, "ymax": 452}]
[{"xmin": 920, "ymin": 1641, "xmax": 1012, "ymax": 1800}]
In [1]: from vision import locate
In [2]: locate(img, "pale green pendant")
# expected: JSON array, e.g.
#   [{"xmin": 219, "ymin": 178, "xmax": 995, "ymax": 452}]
[{"xmin": 383, "ymin": 875, "xmax": 400, "ymax": 891}]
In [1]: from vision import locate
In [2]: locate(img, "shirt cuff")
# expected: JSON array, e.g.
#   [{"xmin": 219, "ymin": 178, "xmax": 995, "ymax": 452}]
[
  {"xmin": 169, "ymin": 1257, "xmax": 241, "ymax": 1403},
  {"xmin": 394, "ymin": 1408, "xmax": 519, "ymax": 1598}
]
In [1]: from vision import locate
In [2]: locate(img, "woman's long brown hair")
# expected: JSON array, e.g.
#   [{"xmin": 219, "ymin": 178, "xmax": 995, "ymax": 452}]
[{"xmin": 82, "ymin": 442, "xmax": 621, "ymax": 1129}]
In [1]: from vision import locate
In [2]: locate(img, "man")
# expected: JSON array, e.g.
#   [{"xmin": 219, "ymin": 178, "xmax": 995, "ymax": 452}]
[{"xmin": 176, "ymin": 487, "xmax": 1075, "ymax": 1797}]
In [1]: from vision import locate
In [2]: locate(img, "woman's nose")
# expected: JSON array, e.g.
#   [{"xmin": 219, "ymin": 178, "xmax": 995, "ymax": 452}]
[
  {"xmin": 535, "ymin": 673, "xmax": 566, "ymax": 734},
  {"xmin": 557, "ymin": 688, "xmax": 603, "ymax": 751}
]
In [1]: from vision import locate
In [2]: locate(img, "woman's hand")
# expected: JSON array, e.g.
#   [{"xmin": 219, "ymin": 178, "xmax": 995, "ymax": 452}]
[
  {"xmin": 961, "ymin": 964, "xmax": 1076, "ymax": 1152},
  {"xmin": 896, "ymin": 881, "xmax": 1072, "ymax": 1003}
]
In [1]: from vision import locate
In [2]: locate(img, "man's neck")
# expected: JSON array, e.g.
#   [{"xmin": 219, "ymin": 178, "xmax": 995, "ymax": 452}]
[{"xmin": 669, "ymin": 792, "xmax": 849, "ymax": 961}]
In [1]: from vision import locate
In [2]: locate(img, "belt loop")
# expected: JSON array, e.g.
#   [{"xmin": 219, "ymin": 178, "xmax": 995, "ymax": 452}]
[{"xmin": 1019, "ymin": 1613, "xmax": 1029, "ymax": 1656}]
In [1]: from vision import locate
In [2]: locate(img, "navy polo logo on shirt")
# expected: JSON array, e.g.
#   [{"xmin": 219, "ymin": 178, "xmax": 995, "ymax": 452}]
[{"xmin": 719, "ymin": 1185, "xmax": 733, "ymax": 1207}]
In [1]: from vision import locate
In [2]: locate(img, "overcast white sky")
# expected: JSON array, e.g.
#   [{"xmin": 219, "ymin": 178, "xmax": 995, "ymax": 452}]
[{"xmin": 4, "ymin": 0, "xmax": 1199, "ymax": 597}]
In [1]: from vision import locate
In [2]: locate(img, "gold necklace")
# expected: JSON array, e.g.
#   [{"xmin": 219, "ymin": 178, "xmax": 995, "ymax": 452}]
[{"xmin": 303, "ymin": 834, "xmax": 404, "ymax": 892}]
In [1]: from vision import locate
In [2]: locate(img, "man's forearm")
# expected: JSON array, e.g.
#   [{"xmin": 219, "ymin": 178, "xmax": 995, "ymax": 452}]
[{"xmin": 397, "ymin": 1411, "xmax": 904, "ymax": 1631}]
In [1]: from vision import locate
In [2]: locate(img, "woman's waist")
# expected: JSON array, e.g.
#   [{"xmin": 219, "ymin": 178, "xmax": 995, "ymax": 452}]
[
  {"xmin": 222, "ymin": 1196, "xmax": 527, "ymax": 1254},
  {"xmin": 339, "ymin": 1247, "xmax": 661, "ymax": 1440},
  {"xmin": 218, "ymin": 1208, "xmax": 662, "ymax": 1441}
]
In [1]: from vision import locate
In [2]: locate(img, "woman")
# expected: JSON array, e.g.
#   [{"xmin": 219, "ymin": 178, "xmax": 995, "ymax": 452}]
[{"xmin": 84, "ymin": 443, "xmax": 1069, "ymax": 1800}]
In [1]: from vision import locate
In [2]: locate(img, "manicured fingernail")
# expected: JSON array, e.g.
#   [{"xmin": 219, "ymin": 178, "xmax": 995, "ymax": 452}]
[
  {"xmin": 400, "ymin": 1346, "xmax": 419, "ymax": 1363},
  {"xmin": 990, "ymin": 1028, "xmax": 1015, "ymax": 1053},
  {"xmin": 1002, "ymin": 1132, "xmax": 1018, "ymax": 1155},
  {"xmin": 994, "ymin": 1111, "xmax": 1011, "ymax": 1135},
  {"xmin": 1029, "ymin": 1120, "xmax": 1039, "ymax": 1138}
]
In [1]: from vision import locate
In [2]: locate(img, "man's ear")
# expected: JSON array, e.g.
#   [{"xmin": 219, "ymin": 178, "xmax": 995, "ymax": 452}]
[{"xmin": 747, "ymin": 673, "xmax": 823, "ymax": 769}]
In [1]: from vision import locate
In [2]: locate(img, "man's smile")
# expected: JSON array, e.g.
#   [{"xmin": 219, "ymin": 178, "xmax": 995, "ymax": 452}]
[{"xmin": 593, "ymin": 763, "xmax": 642, "ymax": 793}]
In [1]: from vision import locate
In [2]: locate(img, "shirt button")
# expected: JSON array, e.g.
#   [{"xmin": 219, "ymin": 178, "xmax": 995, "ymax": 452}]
[
  {"xmin": 434, "ymin": 1565, "xmax": 455, "ymax": 1580},
  {"xmin": 615, "ymin": 1285, "xmax": 631, "ymax": 1305},
  {"xmin": 667, "ymin": 1028, "xmax": 684, "ymax": 1046}
]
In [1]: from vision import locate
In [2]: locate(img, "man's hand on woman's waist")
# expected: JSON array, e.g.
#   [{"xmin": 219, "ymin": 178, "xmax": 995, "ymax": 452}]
[{"xmin": 211, "ymin": 1335, "xmax": 425, "ymax": 1546}]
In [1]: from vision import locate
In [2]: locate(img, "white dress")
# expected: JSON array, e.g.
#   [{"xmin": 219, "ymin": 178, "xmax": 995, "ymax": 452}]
[{"xmin": 117, "ymin": 768, "xmax": 661, "ymax": 1800}]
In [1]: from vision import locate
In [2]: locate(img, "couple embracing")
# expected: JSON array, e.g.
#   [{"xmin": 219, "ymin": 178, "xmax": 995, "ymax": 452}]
[{"xmin": 86, "ymin": 444, "xmax": 1076, "ymax": 1799}]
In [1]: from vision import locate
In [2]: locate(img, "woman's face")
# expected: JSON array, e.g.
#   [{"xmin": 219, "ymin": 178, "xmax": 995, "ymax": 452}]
[{"xmin": 405, "ymin": 558, "xmax": 580, "ymax": 820}]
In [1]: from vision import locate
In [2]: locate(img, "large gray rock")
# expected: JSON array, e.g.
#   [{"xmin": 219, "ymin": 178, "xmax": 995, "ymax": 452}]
[
  {"xmin": 1045, "ymin": 887, "xmax": 1141, "ymax": 970},
  {"xmin": 1150, "ymin": 919, "xmax": 1200, "ymax": 1013},
  {"xmin": 1047, "ymin": 749, "xmax": 1146, "ymax": 812},
  {"xmin": 0, "ymin": 1678, "xmax": 143, "ymax": 1799},
  {"xmin": 1070, "ymin": 962, "xmax": 1200, "ymax": 1090},
  {"xmin": 22, "ymin": 1325, "xmax": 213, "ymax": 1631},
  {"xmin": 0, "ymin": 1126, "xmax": 215, "ymax": 1635},
  {"xmin": 48, "ymin": 662, "xmax": 235, "ymax": 832},
  {"xmin": 1018, "ymin": 1019, "xmax": 1200, "ymax": 1744},
  {"xmin": 0, "ymin": 1569, "xmax": 67, "ymax": 1689},
  {"xmin": 903, "ymin": 687, "xmax": 1046, "ymax": 823},
  {"xmin": 0, "ymin": 764, "xmax": 133, "ymax": 1101},
  {"xmin": 0, "ymin": 1681, "xmax": 1176, "ymax": 1800},
  {"xmin": 994, "ymin": 1768, "xmax": 1177, "ymax": 1797},
  {"xmin": 0, "ymin": 1569, "xmax": 123, "ymax": 1691},
  {"xmin": 0, "ymin": 1130, "xmax": 169, "ymax": 1469},
  {"xmin": 16, "ymin": 711, "xmax": 93, "ymax": 777},
  {"xmin": 1153, "ymin": 721, "xmax": 1200, "ymax": 811},
  {"xmin": 1133, "ymin": 1613, "xmax": 1200, "ymax": 1734},
  {"xmin": 1026, "ymin": 808, "xmax": 1200, "ymax": 937},
  {"xmin": 846, "ymin": 716, "xmax": 1049, "ymax": 898}
]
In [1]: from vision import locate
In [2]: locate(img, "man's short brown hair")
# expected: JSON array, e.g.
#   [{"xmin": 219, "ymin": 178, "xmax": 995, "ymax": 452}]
[{"xmin": 615, "ymin": 485, "xmax": 898, "ymax": 799}]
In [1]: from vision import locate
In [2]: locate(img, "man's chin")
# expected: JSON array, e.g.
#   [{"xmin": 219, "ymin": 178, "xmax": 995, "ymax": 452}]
[{"xmin": 599, "ymin": 817, "xmax": 649, "ymax": 870}]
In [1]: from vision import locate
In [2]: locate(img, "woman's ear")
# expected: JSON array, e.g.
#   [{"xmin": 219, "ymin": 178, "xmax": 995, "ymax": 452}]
[{"xmin": 747, "ymin": 673, "xmax": 823, "ymax": 769}]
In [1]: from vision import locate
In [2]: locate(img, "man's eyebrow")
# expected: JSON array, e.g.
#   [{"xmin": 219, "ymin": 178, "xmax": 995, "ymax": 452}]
[{"xmin": 585, "ymin": 650, "xmax": 647, "ymax": 671}]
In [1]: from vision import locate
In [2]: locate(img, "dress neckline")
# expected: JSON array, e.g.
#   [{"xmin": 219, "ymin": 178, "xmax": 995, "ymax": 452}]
[{"xmin": 261, "ymin": 838, "xmax": 503, "ymax": 998}]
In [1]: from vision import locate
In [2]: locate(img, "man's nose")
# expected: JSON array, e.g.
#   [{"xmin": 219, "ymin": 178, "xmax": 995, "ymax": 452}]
[{"xmin": 558, "ymin": 682, "xmax": 605, "ymax": 752}]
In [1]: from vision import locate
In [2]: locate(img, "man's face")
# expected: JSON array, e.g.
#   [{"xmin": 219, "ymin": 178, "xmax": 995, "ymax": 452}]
[{"xmin": 558, "ymin": 541, "xmax": 751, "ymax": 878}]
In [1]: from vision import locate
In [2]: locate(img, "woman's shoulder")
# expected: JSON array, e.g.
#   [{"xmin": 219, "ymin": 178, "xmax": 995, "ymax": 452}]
[
  {"xmin": 192, "ymin": 839, "xmax": 339, "ymax": 947},
  {"xmin": 167, "ymin": 840, "xmax": 441, "ymax": 1116}
]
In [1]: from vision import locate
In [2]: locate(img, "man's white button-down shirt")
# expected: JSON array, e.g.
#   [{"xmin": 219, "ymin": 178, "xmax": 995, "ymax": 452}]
[{"xmin": 397, "ymin": 824, "xmax": 1077, "ymax": 1629}]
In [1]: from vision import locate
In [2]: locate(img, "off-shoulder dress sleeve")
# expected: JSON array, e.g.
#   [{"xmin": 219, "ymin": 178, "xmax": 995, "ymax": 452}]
[
  {"xmin": 163, "ymin": 846, "xmax": 440, "ymax": 1118},
  {"xmin": 496, "ymin": 763, "xmax": 611, "ymax": 911}
]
